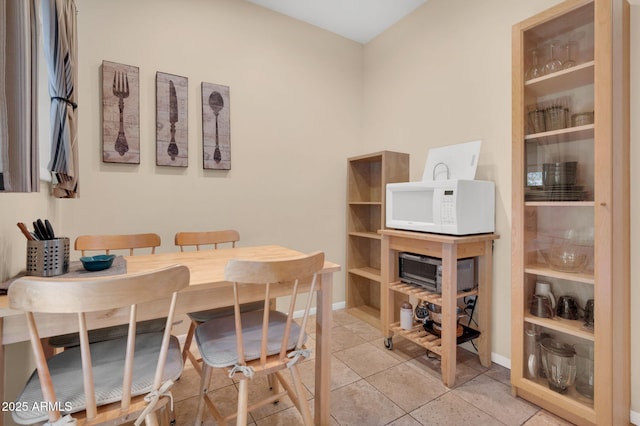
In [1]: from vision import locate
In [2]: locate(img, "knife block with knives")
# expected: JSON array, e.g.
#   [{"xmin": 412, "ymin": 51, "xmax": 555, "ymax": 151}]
[{"xmin": 18, "ymin": 219, "xmax": 70, "ymax": 276}]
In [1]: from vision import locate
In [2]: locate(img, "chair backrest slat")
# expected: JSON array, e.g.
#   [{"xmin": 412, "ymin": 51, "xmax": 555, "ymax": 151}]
[
  {"xmin": 25, "ymin": 311, "xmax": 60, "ymax": 424},
  {"xmin": 175, "ymin": 230, "xmax": 240, "ymax": 251},
  {"xmin": 120, "ymin": 305, "xmax": 138, "ymax": 411},
  {"xmin": 153, "ymin": 292, "xmax": 180, "ymax": 389},
  {"xmin": 280, "ymin": 279, "xmax": 299, "ymax": 360},
  {"xmin": 77, "ymin": 311, "xmax": 97, "ymax": 419},
  {"xmin": 8, "ymin": 265, "xmax": 190, "ymax": 423},
  {"xmin": 75, "ymin": 233, "xmax": 161, "ymax": 256}
]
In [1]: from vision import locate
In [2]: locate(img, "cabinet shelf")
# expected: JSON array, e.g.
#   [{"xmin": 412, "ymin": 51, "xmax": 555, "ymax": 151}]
[
  {"xmin": 389, "ymin": 281, "xmax": 478, "ymax": 306},
  {"xmin": 349, "ymin": 267, "xmax": 381, "ymax": 282},
  {"xmin": 348, "ymin": 201, "xmax": 382, "ymax": 206},
  {"xmin": 524, "ymin": 264, "xmax": 594, "ymax": 284},
  {"xmin": 524, "ymin": 201, "xmax": 594, "ymax": 208},
  {"xmin": 524, "ymin": 314, "xmax": 594, "ymax": 341},
  {"xmin": 524, "ymin": 61, "xmax": 594, "ymax": 96},
  {"xmin": 524, "ymin": 124, "xmax": 594, "ymax": 143},
  {"xmin": 348, "ymin": 231, "xmax": 381, "ymax": 240},
  {"xmin": 516, "ymin": 378, "xmax": 595, "ymax": 422},
  {"xmin": 388, "ymin": 322, "xmax": 443, "ymax": 355}
]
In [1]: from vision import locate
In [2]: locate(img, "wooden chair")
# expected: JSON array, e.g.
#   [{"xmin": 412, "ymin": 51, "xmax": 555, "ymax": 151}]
[
  {"xmin": 174, "ymin": 230, "xmax": 239, "ymax": 251},
  {"xmin": 8, "ymin": 265, "xmax": 190, "ymax": 425},
  {"xmin": 48, "ymin": 233, "xmax": 164, "ymax": 349},
  {"xmin": 175, "ymin": 230, "xmax": 262, "ymax": 376},
  {"xmin": 194, "ymin": 252, "xmax": 324, "ymax": 426},
  {"xmin": 75, "ymin": 233, "xmax": 161, "ymax": 256}
]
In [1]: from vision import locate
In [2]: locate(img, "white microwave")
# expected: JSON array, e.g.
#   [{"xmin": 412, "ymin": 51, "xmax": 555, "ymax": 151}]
[{"xmin": 386, "ymin": 179, "xmax": 495, "ymax": 235}]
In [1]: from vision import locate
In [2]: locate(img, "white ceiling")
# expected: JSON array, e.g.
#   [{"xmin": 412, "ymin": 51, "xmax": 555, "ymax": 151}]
[{"xmin": 246, "ymin": 0, "xmax": 428, "ymax": 44}]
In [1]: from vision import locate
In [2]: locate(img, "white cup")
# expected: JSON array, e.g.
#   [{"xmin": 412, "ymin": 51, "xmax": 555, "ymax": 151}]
[
  {"xmin": 400, "ymin": 302, "xmax": 413, "ymax": 330},
  {"xmin": 535, "ymin": 282, "xmax": 556, "ymax": 309}
]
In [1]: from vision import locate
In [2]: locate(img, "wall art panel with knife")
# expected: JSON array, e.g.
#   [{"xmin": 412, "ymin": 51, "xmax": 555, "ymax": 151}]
[
  {"xmin": 156, "ymin": 72, "xmax": 188, "ymax": 167},
  {"xmin": 201, "ymin": 82, "xmax": 231, "ymax": 170},
  {"xmin": 101, "ymin": 61, "xmax": 140, "ymax": 164}
]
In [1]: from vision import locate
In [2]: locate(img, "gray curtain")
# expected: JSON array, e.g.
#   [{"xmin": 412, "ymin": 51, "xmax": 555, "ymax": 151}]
[
  {"xmin": 0, "ymin": 0, "xmax": 40, "ymax": 193},
  {"xmin": 41, "ymin": 0, "xmax": 78, "ymax": 198}
]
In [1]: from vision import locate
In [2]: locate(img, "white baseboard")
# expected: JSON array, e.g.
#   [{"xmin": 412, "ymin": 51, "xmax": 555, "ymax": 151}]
[{"xmin": 490, "ymin": 351, "xmax": 511, "ymax": 370}]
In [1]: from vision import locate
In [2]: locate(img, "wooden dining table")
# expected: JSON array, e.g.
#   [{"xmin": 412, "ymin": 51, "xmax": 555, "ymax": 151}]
[{"xmin": 0, "ymin": 245, "xmax": 340, "ymax": 426}]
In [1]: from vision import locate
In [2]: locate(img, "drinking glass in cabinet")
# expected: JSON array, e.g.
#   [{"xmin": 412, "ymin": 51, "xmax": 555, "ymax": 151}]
[
  {"xmin": 525, "ymin": 48, "xmax": 543, "ymax": 80},
  {"xmin": 543, "ymin": 41, "xmax": 563, "ymax": 75},
  {"xmin": 562, "ymin": 41, "xmax": 578, "ymax": 69}
]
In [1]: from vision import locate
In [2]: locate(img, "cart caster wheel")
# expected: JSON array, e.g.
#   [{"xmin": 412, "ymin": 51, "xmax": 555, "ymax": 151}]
[{"xmin": 384, "ymin": 337, "xmax": 393, "ymax": 350}]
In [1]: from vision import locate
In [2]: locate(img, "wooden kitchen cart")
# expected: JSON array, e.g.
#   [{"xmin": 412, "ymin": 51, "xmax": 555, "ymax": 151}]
[
  {"xmin": 380, "ymin": 229, "xmax": 498, "ymax": 387},
  {"xmin": 511, "ymin": 1, "xmax": 629, "ymax": 425},
  {"xmin": 346, "ymin": 151, "xmax": 409, "ymax": 328}
]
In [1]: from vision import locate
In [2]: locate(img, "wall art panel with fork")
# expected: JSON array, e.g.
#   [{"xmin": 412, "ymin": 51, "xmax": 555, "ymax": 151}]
[
  {"xmin": 201, "ymin": 82, "xmax": 231, "ymax": 170},
  {"xmin": 102, "ymin": 61, "xmax": 140, "ymax": 164},
  {"xmin": 156, "ymin": 72, "xmax": 188, "ymax": 167}
]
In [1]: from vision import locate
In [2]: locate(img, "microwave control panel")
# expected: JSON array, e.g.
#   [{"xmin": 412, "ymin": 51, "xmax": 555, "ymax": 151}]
[{"xmin": 440, "ymin": 189, "xmax": 456, "ymax": 224}]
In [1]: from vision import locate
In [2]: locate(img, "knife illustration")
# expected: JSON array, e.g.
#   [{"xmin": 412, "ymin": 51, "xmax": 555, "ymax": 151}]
[{"xmin": 167, "ymin": 80, "xmax": 179, "ymax": 161}]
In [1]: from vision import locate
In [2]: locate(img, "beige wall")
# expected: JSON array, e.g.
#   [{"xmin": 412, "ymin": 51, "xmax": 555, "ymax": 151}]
[
  {"xmin": 1, "ymin": 0, "xmax": 361, "ymax": 423},
  {"xmin": 1, "ymin": 0, "xmax": 638, "ymax": 422},
  {"xmin": 362, "ymin": 0, "xmax": 639, "ymax": 417}
]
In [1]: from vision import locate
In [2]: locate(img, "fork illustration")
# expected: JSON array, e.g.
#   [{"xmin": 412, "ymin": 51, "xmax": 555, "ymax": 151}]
[{"xmin": 113, "ymin": 71, "xmax": 130, "ymax": 156}]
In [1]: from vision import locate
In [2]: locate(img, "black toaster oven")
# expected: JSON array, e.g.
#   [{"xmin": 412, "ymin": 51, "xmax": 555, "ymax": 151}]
[{"xmin": 398, "ymin": 252, "xmax": 476, "ymax": 293}]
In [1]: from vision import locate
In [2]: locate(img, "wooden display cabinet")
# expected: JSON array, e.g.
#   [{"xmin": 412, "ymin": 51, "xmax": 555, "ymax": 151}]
[
  {"xmin": 511, "ymin": 1, "xmax": 629, "ymax": 424},
  {"xmin": 346, "ymin": 151, "xmax": 409, "ymax": 327}
]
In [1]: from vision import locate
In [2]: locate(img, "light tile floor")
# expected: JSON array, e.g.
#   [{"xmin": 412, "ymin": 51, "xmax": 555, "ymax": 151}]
[{"xmin": 171, "ymin": 309, "xmax": 576, "ymax": 425}]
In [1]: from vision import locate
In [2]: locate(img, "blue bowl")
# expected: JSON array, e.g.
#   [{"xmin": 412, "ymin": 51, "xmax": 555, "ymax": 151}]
[{"xmin": 80, "ymin": 254, "xmax": 116, "ymax": 272}]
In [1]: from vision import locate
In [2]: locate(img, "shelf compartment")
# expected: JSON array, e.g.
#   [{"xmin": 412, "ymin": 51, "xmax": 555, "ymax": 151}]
[
  {"xmin": 348, "ymin": 203, "xmax": 382, "ymax": 234},
  {"xmin": 423, "ymin": 320, "xmax": 480, "ymax": 345},
  {"xmin": 348, "ymin": 155, "xmax": 383, "ymax": 203},
  {"xmin": 514, "ymin": 376, "xmax": 595, "ymax": 424},
  {"xmin": 388, "ymin": 322, "xmax": 443, "ymax": 355},
  {"xmin": 524, "ymin": 314, "xmax": 594, "ymax": 341},
  {"xmin": 389, "ymin": 281, "xmax": 478, "ymax": 306},
  {"xmin": 347, "ymin": 305, "xmax": 381, "ymax": 328},
  {"xmin": 348, "ymin": 235, "xmax": 381, "ymax": 272},
  {"xmin": 347, "ymin": 274, "xmax": 381, "ymax": 327}
]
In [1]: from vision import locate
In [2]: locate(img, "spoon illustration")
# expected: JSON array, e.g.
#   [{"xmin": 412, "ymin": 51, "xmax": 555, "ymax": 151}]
[{"xmin": 208, "ymin": 91, "xmax": 224, "ymax": 163}]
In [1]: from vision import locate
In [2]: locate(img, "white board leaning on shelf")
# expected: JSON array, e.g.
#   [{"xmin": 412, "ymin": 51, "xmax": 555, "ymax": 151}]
[
  {"xmin": 386, "ymin": 140, "xmax": 495, "ymax": 235},
  {"xmin": 422, "ymin": 139, "xmax": 482, "ymax": 182}
]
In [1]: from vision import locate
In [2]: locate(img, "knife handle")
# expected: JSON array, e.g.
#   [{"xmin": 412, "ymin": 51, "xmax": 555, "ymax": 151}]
[{"xmin": 17, "ymin": 222, "xmax": 35, "ymax": 241}]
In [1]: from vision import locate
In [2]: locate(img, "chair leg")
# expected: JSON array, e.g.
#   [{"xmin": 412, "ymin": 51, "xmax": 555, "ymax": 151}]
[
  {"xmin": 194, "ymin": 364, "xmax": 212, "ymax": 426},
  {"xmin": 268, "ymin": 373, "xmax": 280, "ymax": 397},
  {"xmin": 145, "ymin": 412, "xmax": 160, "ymax": 426},
  {"xmin": 290, "ymin": 365, "xmax": 313, "ymax": 426},
  {"xmin": 182, "ymin": 320, "xmax": 197, "ymax": 365},
  {"xmin": 236, "ymin": 379, "xmax": 249, "ymax": 426}
]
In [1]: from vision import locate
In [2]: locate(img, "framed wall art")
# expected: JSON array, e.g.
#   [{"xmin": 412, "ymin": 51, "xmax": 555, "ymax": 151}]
[
  {"xmin": 201, "ymin": 82, "xmax": 231, "ymax": 170},
  {"xmin": 102, "ymin": 61, "xmax": 140, "ymax": 164},
  {"xmin": 156, "ymin": 72, "xmax": 188, "ymax": 167}
]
